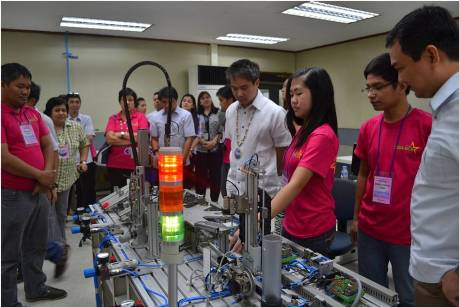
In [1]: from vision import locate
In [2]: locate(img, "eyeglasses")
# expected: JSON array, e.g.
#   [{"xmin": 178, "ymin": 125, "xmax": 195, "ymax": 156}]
[{"xmin": 361, "ymin": 82, "xmax": 393, "ymax": 93}]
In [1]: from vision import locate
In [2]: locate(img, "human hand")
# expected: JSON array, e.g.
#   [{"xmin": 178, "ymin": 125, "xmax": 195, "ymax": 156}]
[
  {"xmin": 32, "ymin": 183, "xmax": 49, "ymax": 195},
  {"xmin": 442, "ymin": 269, "xmax": 459, "ymax": 307},
  {"xmin": 46, "ymin": 188, "xmax": 58, "ymax": 204},
  {"xmin": 77, "ymin": 162, "xmax": 88, "ymax": 173},
  {"xmin": 229, "ymin": 228, "xmax": 243, "ymax": 254},
  {"xmin": 36, "ymin": 169, "xmax": 57, "ymax": 188}
]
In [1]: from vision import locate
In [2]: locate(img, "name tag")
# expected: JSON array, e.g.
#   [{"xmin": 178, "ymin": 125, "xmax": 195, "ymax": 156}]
[
  {"xmin": 20, "ymin": 124, "xmax": 39, "ymax": 146},
  {"xmin": 373, "ymin": 176, "xmax": 392, "ymax": 205},
  {"xmin": 58, "ymin": 144, "xmax": 70, "ymax": 159},
  {"xmin": 123, "ymin": 147, "xmax": 133, "ymax": 158}
]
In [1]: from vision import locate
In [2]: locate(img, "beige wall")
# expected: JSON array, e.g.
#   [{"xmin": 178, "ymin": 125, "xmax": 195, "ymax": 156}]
[
  {"xmin": 296, "ymin": 35, "xmax": 430, "ymax": 129},
  {"xmin": 2, "ymin": 30, "xmax": 430, "ymax": 131},
  {"xmin": 1, "ymin": 31, "xmax": 295, "ymax": 130}
]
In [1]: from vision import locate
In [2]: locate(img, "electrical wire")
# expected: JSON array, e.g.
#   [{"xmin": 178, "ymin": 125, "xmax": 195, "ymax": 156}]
[
  {"xmin": 120, "ymin": 269, "xmax": 168, "ymax": 306},
  {"xmin": 226, "ymin": 179, "xmax": 240, "ymax": 196}
]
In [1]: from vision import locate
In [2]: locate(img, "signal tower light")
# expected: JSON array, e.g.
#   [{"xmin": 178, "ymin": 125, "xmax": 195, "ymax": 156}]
[{"xmin": 158, "ymin": 147, "xmax": 184, "ymax": 242}]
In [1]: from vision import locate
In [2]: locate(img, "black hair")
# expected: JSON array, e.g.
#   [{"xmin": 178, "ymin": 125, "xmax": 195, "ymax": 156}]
[
  {"xmin": 158, "ymin": 86, "xmax": 178, "ymax": 101},
  {"xmin": 180, "ymin": 94, "xmax": 199, "ymax": 134},
  {"xmin": 66, "ymin": 93, "xmax": 81, "ymax": 103},
  {"xmin": 197, "ymin": 91, "xmax": 219, "ymax": 115},
  {"xmin": 135, "ymin": 97, "xmax": 145, "ymax": 108},
  {"xmin": 118, "ymin": 87, "xmax": 137, "ymax": 103},
  {"xmin": 289, "ymin": 67, "xmax": 338, "ymax": 149},
  {"xmin": 386, "ymin": 6, "xmax": 459, "ymax": 61},
  {"xmin": 153, "ymin": 91, "xmax": 159, "ymax": 97},
  {"xmin": 44, "ymin": 96, "xmax": 68, "ymax": 117},
  {"xmin": 364, "ymin": 53, "xmax": 410, "ymax": 95},
  {"xmin": 216, "ymin": 85, "xmax": 235, "ymax": 100},
  {"xmin": 284, "ymin": 76, "xmax": 303, "ymax": 137},
  {"xmin": 225, "ymin": 59, "xmax": 260, "ymax": 83},
  {"xmin": 29, "ymin": 82, "xmax": 41, "ymax": 103},
  {"xmin": 1, "ymin": 63, "xmax": 32, "ymax": 84}
]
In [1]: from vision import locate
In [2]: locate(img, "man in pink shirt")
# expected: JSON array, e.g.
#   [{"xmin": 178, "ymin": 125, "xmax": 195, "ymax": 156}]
[
  {"xmin": 1, "ymin": 63, "xmax": 67, "ymax": 307},
  {"xmin": 351, "ymin": 53, "xmax": 432, "ymax": 306}
]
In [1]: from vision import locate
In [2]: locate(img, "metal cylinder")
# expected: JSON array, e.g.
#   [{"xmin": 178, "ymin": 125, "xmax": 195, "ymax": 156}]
[
  {"xmin": 137, "ymin": 129, "xmax": 150, "ymax": 167},
  {"xmin": 262, "ymin": 234, "xmax": 282, "ymax": 306},
  {"xmin": 168, "ymin": 264, "xmax": 177, "ymax": 307}
]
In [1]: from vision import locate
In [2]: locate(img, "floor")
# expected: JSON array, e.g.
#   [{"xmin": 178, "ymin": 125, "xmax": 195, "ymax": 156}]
[{"xmin": 17, "ymin": 221, "xmax": 95, "ymax": 307}]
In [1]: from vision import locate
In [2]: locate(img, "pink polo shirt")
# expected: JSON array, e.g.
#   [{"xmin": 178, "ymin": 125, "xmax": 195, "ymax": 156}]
[
  {"xmin": 105, "ymin": 111, "xmax": 149, "ymax": 170},
  {"xmin": 282, "ymin": 124, "xmax": 339, "ymax": 239},
  {"xmin": 354, "ymin": 108, "xmax": 432, "ymax": 245},
  {"xmin": 1, "ymin": 103, "xmax": 49, "ymax": 191}
]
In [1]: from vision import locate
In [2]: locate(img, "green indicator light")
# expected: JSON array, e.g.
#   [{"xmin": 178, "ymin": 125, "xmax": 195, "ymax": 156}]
[{"xmin": 160, "ymin": 214, "xmax": 184, "ymax": 242}]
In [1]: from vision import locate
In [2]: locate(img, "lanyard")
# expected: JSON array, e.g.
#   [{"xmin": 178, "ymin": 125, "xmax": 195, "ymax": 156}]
[{"xmin": 375, "ymin": 105, "xmax": 411, "ymax": 177}]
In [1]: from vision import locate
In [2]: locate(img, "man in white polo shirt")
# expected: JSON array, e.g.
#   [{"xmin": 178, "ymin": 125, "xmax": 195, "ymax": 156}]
[
  {"xmin": 387, "ymin": 6, "xmax": 459, "ymax": 307},
  {"xmin": 149, "ymin": 86, "xmax": 196, "ymax": 184},
  {"xmin": 67, "ymin": 92, "xmax": 97, "ymax": 208},
  {"xmin": 225, "ymin": 59, "xmax": 292, "ymax": 250}
]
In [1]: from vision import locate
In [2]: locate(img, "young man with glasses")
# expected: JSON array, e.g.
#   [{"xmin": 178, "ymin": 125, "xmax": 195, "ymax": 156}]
[{"xmin": 351, "ymin": 53, "xmax": 432, "ymax": 306}]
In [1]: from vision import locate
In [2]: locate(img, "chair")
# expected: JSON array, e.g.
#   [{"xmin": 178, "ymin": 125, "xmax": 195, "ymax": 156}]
[{"xmin": 329, "ymin": 178, "xmax": 356, "ymax": 258}]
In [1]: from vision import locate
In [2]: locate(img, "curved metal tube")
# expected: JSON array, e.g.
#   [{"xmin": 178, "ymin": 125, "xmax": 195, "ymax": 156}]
[{"xmin": 121, "ymin": 61, "xmax": 173, "ymax": 166}]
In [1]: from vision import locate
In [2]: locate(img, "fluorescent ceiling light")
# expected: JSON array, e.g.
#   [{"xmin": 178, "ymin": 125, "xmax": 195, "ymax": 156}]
[
  {"xmin": 216, "ymin": 33, "xmax": 289, "ymax": 45},
  {"xmin": 282, "ymin": 1, "xmax": 379, "ymax": 24},
  {"xmin": 60, "ymin": 17, "xmax": 151, "ymax": 32}
]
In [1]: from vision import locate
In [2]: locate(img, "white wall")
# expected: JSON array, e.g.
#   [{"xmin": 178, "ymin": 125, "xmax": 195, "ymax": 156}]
[
  {"xmin": 296, "ymin": 35, "xmax": 430, "ymax": 129},
  {"xmin": 2, "ymin": 30, "xmax": 430, "ymax": 131},
  {"xmin": 2, "ymin": 31, "xmax": 295, "ymax": 131}
]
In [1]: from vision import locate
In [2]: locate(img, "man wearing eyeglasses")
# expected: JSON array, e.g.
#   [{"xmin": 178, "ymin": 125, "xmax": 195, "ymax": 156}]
[
  {"xmin": 351, "ymin": 53, "xmax": 432, "ymax": 307},
  {"xmin": 67, "ymin": 92, "xmax": 97, "ymax": 209},
  {"xmin": 149, "ymin": 86, "xmax": 195, "ymax": 183}
]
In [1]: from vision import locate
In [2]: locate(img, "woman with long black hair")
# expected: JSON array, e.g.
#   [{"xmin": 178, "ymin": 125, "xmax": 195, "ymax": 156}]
[
  {"xmin": 195, "ymin": 91, "xmax": 222, "ymax": 202},
  {"xmin": 180, "ymin": 93, "xmax": 199, "ymax": 189}
]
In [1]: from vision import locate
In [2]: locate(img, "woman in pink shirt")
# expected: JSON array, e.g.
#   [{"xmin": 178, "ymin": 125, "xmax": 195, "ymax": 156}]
[
  {"xmin": 105, "ymin": 88, "xmax": 149, "ymax": 190},
  {"xmin": 271, "ymin": 67, "xmax": 339, "ymax": 256}
]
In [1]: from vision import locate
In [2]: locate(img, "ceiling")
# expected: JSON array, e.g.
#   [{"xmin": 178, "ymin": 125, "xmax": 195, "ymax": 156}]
[{"xmin": 2, "ymin": 1, "xmax": 459, "ymax": 52}]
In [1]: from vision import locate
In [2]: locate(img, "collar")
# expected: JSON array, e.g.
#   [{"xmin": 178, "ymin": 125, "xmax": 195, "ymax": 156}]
[
  {"xmin": 239, "ymin": 90, "xmax": 266, "ymax": 111},
  {"xmin": 430, "ymin": 72, "xmax": 459, "ymax": 112},
  {"xmin": 2, "ymin": 102, "xmax": 28, "ymax": 114},
  {"xmin": 68, "ymin": 113, "xmax": 81, "ymax": 121},
  {"xmin": 162, "ymin": 107, "xmax": 179, "ymax": 115},
  {"xmin": 115, "ymin": 111, "xmax": 138, "ymax": 120}
]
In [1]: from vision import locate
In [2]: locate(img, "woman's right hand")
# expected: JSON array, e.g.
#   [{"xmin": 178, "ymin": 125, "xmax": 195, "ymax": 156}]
[
  {"xmin": 350, "ymin": 219, "xmax": 359, "ymax": 244},
  {"xmin": 229, "ymin": 228, "xmax": 243, "ymax": 254}
]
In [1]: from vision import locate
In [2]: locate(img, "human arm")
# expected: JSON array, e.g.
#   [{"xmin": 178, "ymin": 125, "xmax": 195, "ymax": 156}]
[
  {"xmin": 276, "ymin": 147, "xmax": 287, "ymax": 176},
  {"xmin": 271, "ymin": 166, "xmax": 314, "ymax": 218},
  {"xmin": 183, "ymin": 137, "xmax": 194, "ymax": 162},
  {"xmin": 1, "ymin": 143, "xmax": 55, "ymax": 186},
  {"xmin": 350, "ymin": 160, "xmax": 369, "ymax": 243},
  {"xmin": 442, "ymin": 267, "xmax": 459, "ymax": 307}
]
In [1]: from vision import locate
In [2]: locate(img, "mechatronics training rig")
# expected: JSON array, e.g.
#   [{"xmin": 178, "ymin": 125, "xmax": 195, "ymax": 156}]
[{"xmin": 73, "ymin": 61, "xmax": 399, "ymax": 307}]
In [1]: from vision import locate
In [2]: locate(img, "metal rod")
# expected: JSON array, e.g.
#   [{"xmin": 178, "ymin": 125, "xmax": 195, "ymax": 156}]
[
  {"xmin": 168, "ymin": 264, "xmax": 177, "ymax": 307},
  {"xmin": 64, "ymin": 32, "xmax": 71, "ymax": 93}
]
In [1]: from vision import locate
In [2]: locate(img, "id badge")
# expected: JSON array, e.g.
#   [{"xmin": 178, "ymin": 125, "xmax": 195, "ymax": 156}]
[
  {"xmin": 123, "ymin": 147, "xmax": 133, "ymax": 158},
  {"xmin": 20, "ymin": 124, "xmax": 39, "ymax": 146},
  {"xmin": 373, "ymin": 176, "xmax": 392, "ymax": 205},
  {"xmin": 58, "ymin": 144, "xmax": 70, "ymax": 159}
]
